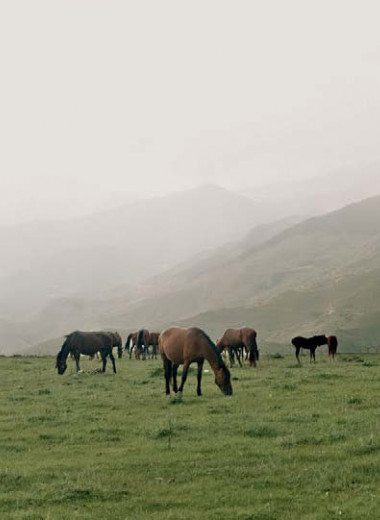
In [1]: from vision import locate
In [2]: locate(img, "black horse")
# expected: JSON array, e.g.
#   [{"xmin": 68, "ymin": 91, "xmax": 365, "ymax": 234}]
[
  {"xmin": 56, "ymin": 331, "xmax": 122, "ymax": 374},
  {"xmin": 291, "ymin": 335, "xmax": 328, "ymax": 364}
]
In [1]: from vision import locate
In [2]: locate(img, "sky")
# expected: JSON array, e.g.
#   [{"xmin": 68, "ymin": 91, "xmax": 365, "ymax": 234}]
[{"xmin": 1, "ymin": 0, "xmax": 380, "ymax": 225}]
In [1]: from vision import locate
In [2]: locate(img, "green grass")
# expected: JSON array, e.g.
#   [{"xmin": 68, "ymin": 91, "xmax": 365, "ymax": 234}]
[{"xmin": 0, "ymin": 354, "xmax": 379, "ymax": 519}]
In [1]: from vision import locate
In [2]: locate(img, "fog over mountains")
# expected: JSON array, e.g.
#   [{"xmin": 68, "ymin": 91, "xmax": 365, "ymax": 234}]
[{"xmin": 1, "ymin": 167, "xmax": 380, "ymax": 354}]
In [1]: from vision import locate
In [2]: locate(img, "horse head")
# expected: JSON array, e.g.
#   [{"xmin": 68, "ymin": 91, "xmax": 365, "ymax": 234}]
[
  {"xmin": 215, "ymin": 364, "xmax": 233, "ymax": 396},
  {"xmin": 56, "ymin": 353, "xmax": 67, "ymax": 375}
]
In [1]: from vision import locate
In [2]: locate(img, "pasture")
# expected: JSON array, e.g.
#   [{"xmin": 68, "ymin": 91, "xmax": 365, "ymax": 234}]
[{"xmin": 0, "ymin": 353, "xmax": 379, "ymax": 520}]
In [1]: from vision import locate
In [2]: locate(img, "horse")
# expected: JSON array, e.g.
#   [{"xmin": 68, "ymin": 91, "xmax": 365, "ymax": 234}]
[
  {"xmin": 56, "ymin": 331, "xmax": 122, "ymax": 374},
  {"xmin": 125, "ymin": 332, "xmax": 138, "ymax": 359},
  {"xmin": 136, "ymin": 329, "xmax": 150, "ymax": 360},
  {"xmin": 327, "ymin": 335, "xmax": 338, "ymax": 360},
  {"xmin": 291, "ymin": 335, "xmax": 328, "ymax": 364},
  {"xmin": 159, "ymin": 326, "xmax": 233, "ymax": 396},
  {"xmin": 216, "ymin": 327, "xmax": 259, "ymax": 367},
  {"xmin": 148, "ymin": 331, "xmax": 160, "ymax": 360}
]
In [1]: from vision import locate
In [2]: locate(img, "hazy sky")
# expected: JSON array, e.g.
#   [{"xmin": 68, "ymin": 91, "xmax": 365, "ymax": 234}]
[{"xmin": 1, "ymin": 0, "xmax": 380, "ymax": 224}]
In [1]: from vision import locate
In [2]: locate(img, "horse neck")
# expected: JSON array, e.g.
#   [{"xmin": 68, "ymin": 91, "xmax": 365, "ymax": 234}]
[
  {"xmin": 203, "ymin": 341, "xmax": 224, "ymax": 373},
  {"xmin": 59, "ymin": 337, "xmax": 72, "ymax": 361}
]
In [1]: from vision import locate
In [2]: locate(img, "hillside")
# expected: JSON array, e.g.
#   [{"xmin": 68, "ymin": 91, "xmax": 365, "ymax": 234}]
[
  {"xmin": 99, "ymin": 194, "xmax": 380, "ymax": 330},
  {"xmin": 108, "ymin": 194, "xmax": 380, "ymax": 352},
  {"xmin": 16, "ymin": 194, "xmax": 380, "ymax": 355},
  {"xmin": 0, "ymin": 184, "xmax": 267, "ymax": 322}
]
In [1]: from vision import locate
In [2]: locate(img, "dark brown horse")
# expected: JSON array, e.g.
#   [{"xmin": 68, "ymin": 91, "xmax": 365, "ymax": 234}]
[
  {"xmin": 291, "ymin": 335, "xmax": 328, "ymax": 364},
  {"xmin": 327, "ymin": 335, "xmax": 338, "ymax": 360},
  {"xmin": 136, "ymin": 329, "xmax": 150, "ymax": 360},
  {"xmin": 56, "ymin": 331, "xmax": 122, "ymax": 374},
  {"xmin": 159, "ymin": 326, "xmax": 232, "ymax": 396},
  {"xmin": 216, "ymin": 327, "xmax": 259, "ymax": 367}
]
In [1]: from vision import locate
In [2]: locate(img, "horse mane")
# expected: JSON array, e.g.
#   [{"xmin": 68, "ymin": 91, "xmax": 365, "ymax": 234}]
[
  {"xmin": 197, "ymin": 328, "xmax": 225, "ymax": 369},
  {"xmin": 56, "ymin": 334, "xmax": 73, "ymax": 365}
]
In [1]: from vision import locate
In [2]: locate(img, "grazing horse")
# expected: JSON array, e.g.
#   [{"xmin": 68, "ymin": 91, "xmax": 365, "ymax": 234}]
[
  {"xmin": 159, "ymin": 326, "xmax": 233, "ymax": 396},
  {"xmin": 136, "ymin": 329, "xmax": 150, "ymax": 360},
  {"xmin": 148, "ymin": 332, "xmax": 160, "ymax": 360},
  {"xmin": 216, "ymin": 327, "xmax": 259, "ymax": 367},
  {"xmin": 291, "ymin": 335, "xmax": 328, "ymax": 364},
  {"xmin": 327, "ymin": 335, "xmax": 338, "ymax": 360},
  {"xmin": 125, "ymin": 332, "xmax": 138, "ymax": 359},
  {"xmin": 56, "ymin": 331, "xmax": 122, "ymax": 375}
]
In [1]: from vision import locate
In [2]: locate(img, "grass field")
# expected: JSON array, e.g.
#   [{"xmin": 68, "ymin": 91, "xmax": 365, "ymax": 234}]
[{"xmin": 0, "ymin": 353, "xmax": 379, "ymax": 520}]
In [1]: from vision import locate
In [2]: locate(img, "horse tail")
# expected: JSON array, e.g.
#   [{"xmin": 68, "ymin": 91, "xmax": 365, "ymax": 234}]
[
  {"xmin": 125, "ymin": 334, "xmax": 132, "ymax": 351},
  {"xmin": 136, "ymin": 329, "xmax": 146, "ymax": 358},
  {"xmin": 137, "ymin": 329, "xmax": 144, "ymax": 349},
  {"xmin": 248, "ymin": 332, "xmax": 259, "ymax": 365}
]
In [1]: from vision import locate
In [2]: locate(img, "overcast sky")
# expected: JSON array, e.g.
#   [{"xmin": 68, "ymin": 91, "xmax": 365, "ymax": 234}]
[{"xmin": 1, "ymin": 0, "xmax": 380, "ymax": 225}]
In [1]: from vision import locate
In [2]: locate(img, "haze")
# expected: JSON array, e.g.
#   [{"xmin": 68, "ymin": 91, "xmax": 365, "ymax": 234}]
[{"xmin": 1, "ymin": 0, "xmax": 380, "ymax": 225}]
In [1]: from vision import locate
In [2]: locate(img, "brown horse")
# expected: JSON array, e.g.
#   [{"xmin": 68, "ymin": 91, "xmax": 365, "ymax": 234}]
[
  {"xmin": 56, "ymin": 331, "xmax": 122, "ymax": 374},
  {"xmin": 148, "ymin": 332, "xmax": 160, "ymax": 360},
  {"xmin": 291, "ymin": 335, "xmax": 328, "ymax": 364},
  {"xmin": 216, "ymin": 327, "xmax": 259, "ymax": 367},
  {"xmin": 159, "ymin": 326, "xmax": 233, "ymax": 396},
  {"xmin": 125, "ymin": 332, "xmax": 138, "ymax": 359},
  {"xmin": 327, "ymin": 335, "xmax": 338, "ymax": 360}
]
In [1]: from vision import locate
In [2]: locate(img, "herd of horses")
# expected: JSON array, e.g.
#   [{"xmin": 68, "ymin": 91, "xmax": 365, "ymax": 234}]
[{"xmin": 56, "ymin": 326, "xmax": 338, "ymax": 396}]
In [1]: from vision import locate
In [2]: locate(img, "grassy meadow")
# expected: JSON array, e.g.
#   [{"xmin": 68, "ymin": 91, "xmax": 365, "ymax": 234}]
[{"xmin": 0, "ymin": 353, "xmax": 379, "ymax": 520}]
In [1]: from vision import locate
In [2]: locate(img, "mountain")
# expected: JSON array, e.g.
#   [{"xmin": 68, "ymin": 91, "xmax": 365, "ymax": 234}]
[
  {"xmin": 240, "ymin": 163, "xmax": 380, "ymax": 220},
  {"xmin": 0, "ymin": 184, "xmax": 269, "ymax": 321},
  {"xmin": 13, "ymin": 194, "xmax": 380, "ymax": 355},
  {"xmin": 2, "ymin": 215, "xmax": 305, "ymax": 354},
  {"xmin": 102, "ymin": 194, "xmax": 380, "ymax": 352}
]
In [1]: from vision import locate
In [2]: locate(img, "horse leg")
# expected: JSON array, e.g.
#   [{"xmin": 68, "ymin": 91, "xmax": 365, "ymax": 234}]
[
  {"xmin": 197, "ymin": 360, "xmax": 204, "ymax": 396},
  {"xmin": 74, "ymin": 351, "xmax": 80, "ymax": 372},
  {"xmin": 311, "ymin": 348, "xmax": 316, "ymax": 363},
  {"xmin": 296, "ymin": 347, "xmax": 301, "ymax": 364},
  {"xmin": 172, "ymin": 364, "xmax": 179, "ymax": 393},
  {"xmin": 178, "ymin": 360, "xmax": 191, "ymax": 393},
  {"xmin": 109, "ymin": 351, "xmax": 117, "ymax": 373},
  {"xmin": 100, "ymin": 351, "xmax": 107, "ymax": 372},
  {"xmin": 228, "ymin": 347, "xmax": 235, "ymax": 367},
  {"xmin": 235, "ymin": 347, "xmax": 243, "ymax": 367},
  {"xmin": 163, "ymin": 358, "xmax": 172, "ymax": 395}
]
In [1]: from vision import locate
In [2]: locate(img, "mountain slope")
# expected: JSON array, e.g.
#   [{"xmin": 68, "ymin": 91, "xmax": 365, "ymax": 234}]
[
  {"xmin": 0, "ymin": 184, "xmax": 268, "ymax": 320},
  {"xmin": 102, "ymin": 194, "xmax": 380, "ymax": 330},
  {"xmin": 6, "ymin": 194, "xmax": 380, "ymax": 354}
]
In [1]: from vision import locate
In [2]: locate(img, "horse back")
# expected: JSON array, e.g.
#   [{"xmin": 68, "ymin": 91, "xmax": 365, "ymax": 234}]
[
  {"xmin": 159, "ymin": 326, "xmax": 213, "ymax": 365},
  {"xmin": 70, "ymin": 331, "xmax": 112, "ymax": 355},
  {"xmin": 220, "ymin": 328, "xmax": 243, "ymax": 347},
  {"xmin": 291, "ymin": 336, "xmax": 307, "ymax": 348}
]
